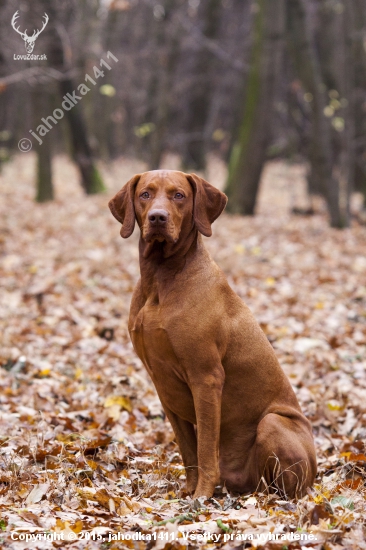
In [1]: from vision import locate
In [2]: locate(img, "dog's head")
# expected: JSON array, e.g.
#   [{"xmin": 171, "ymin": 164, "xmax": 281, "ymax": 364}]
[{"xmin": 109, "ymin": 171, "xmax": 227, "ymax": 250}]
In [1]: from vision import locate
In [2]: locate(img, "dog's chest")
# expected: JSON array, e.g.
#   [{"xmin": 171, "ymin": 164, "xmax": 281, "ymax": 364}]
[
  {"xmin": 130, "ymin": 302, "xmax": 194, "ymax": 420},
  {"xmin": 130, "ymin": 303, "xmax": 180, "ymax": 378}
]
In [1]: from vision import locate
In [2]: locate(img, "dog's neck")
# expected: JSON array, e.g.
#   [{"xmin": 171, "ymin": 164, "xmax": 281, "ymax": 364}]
[{"xmin": 138, "ymin": 226, "xmax": 205, "ymax": 301}]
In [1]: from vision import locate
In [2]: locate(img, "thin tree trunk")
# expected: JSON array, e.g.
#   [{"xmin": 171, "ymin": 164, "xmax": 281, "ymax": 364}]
[
  {"xmin": 318, "ymin": 0, "xmax": 355, "ymax": 227},
  {"xmin": 148, "ymin": 0, "xmax": 180, "ymax": 169},
  {"xmin": 225, "ymin": 0, "xmax": 285, "ymax": 215},
  {"xmin": 355, "ymin": 164, "xmax": 366, "ymax": 209},
  {"xmin": 45, "ymin": 2, "xmax": 105, "ymax": 195},
  {"xmin": 286, "ymin": 0, "xmax": 343, "ymax": 227},
  {"xmin": 338, "ymin": 2, "xmax": 355, "ymax": 226},
  {"xmin": 352, "ymin": 0, "xmax": 366, "ymax": 209},
  {"xmin": 33, "ymin": 87, "xmax": 54, "ymax": 202},
  {"xmin": 182, "ymin": 0, "xmax": 222, "ymax": 171},
  {"xmin": 58, "ymin": 78, "xmax": 105, "ymax": 194}
]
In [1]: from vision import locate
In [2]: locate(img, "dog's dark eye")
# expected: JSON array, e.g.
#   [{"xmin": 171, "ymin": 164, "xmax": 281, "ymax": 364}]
[
  {"xmin": 174, "ymin": 192, "xmax": 184, "ymax": 199},
  {"xmin": 140, "ymin": 192, "xmax": 150, "ymax": 199}
]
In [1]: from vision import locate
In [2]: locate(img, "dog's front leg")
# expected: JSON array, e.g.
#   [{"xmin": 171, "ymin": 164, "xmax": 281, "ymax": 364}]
[
  {"xmin": 190, "ymin": 370, "xmax": 224, "ymax": 498},
  {"xmin": 163, "ymin": 407, "xmax": 199, "ymax": 494}
]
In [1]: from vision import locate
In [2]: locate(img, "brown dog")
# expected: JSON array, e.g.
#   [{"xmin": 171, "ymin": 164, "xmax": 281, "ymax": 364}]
[{"xmin": 109, "ymin": 170, "xmax": 317, "ymax": 499}]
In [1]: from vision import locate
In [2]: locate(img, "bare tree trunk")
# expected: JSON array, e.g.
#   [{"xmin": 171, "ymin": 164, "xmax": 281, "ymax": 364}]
[
  {"xmin": 33, "ymin": 87, "xmax": 54, "ymax": 203},
  {"xmin": 225, "ymin": 0, "xmax": 285, "ymax": 215},
  {"xmin": 45, "ymin": 1, "xmax": 105, "ymax": 195},
  {"xmin": 337, "ymin": 2, "xmax": 355, "ymax": 226},
  {"xmin": 286, "ymin": 0, "xmax": 344, "ymax": 227},
  {"xmin": 352, "ymin": 0, "xmax": 366, "ymax": 210},
  {"xmin": 318, "ymin": 0, "xmax": 355, "ymax": 227},
  {"xmin": 58, "ymin": 78, "xmax": 105, "ymax": 195},
  {"xmin": 148, "ymin": 0, "xmax": 180, "ymax": 169},
  {"xmin": 182, "ymin": 0, "xmax": 222, "ymax": 171},
  {"xmin": 0, "ymin": 50, "xmax": 8, "ymax": 172}
]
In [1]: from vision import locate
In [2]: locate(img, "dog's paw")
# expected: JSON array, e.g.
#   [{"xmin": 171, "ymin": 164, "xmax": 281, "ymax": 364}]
[
  {"xmin": 193, "ymin": 484, "xmax": 215, "ymax": 500},
  {"xmin": 186, "ymin": 473, "xmax": 199, "ymax": 494},
  {"xmin": 193, "ymin": 491, "xmax": 211, "ymax": 500}
]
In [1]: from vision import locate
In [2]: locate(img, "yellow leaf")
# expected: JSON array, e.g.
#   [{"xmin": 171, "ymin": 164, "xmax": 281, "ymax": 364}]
[
  {"xmin": 106, "ymin": 403, "xmax": 122, "ymax": 421},
  {"xmin": 75, "ymin": 368, "xmax": 83, "ymax": 379},
  {"xmin": 39, "ymin": 368, "xmax": 51, "ymax": 377},
  {"xmin": 95, "ymin": 489, "xmax": 113, "ymax": 509},
  {"xmin": 86, "ymin": 459, "xmax": 98, "ymax": 470},
  {"xmin": 71, "ymin": 520, "xmax": 83, "ymax": 534},
  {"xmin": 77, "ymin": 487, "xmax": 96, "ymax": 500},
  {"xmin": 265, "ymin": 277, "xmax": 275, "ymax": 287},
  {"xmin": 332, "ymin": 117, "xmax": 345, "ymax": 132},
  {"xmin": 104, "ymin": 395, "xmax": 132, "ymax": 412},
  {"xmin": 99, "ymin": 84, "xmax": 116, "ymax": 97},
  {"xmin": 17, "ymin": 484, "xmax": 30, "ymax": 498},
  {"xmin": 324, "ymin": 105, "xmax": 334, "ymax": 117},
  {"xmin": 251, "ymin": 247, "xmax": 261, "ymax": 256},
  {"xmin": 212, "ymin": 128, "xmax": 226, "ymax": 142},
  {"xmin": 315, "ymin": 302, "xmax": 324, "ymax": 309},
  {"xmin": 117, "ymin": 504, "xmax": 131, "ymax": 516},
  {"xmin": 134, "ymin": 123, "xmax": 156, "ymax": 138},
  {"xmin": 234, "ymin": 244, "xmax": 245, "ymax": 255},
  {"xmin": 55, "ymin": 518, "xmax": 66, "ymax": 531},
  {"xmin": 122, "ymin": 495, "xmax": 140, "ymax": 512},
  {"xmin": 326, "ymin": 400, "xmax": 343, "ymax": 411},
  {"xmin": 121, "ymin": 495, "xmax": 133, "ymax": 510}
]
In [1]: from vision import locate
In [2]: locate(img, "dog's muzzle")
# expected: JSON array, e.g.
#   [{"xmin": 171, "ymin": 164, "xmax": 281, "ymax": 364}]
[{"xmin": 148, "ymin": 209, "xmax": 168, "ymax": 227}]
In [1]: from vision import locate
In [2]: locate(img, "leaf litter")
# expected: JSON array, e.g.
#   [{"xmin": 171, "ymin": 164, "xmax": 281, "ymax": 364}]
[{"xmin": 0, "ymin": 155, "xmax": 365, "ymax": 549}]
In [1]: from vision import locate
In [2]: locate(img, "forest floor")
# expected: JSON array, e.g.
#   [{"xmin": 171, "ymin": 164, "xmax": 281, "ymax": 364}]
[{"xmin": 1, "ymin": 154, "xmax": 366, "ymax": 549}]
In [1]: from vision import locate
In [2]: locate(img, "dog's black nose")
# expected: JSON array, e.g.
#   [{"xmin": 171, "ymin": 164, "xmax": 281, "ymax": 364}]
[{"xmin": 148, "ymin": 209, "xmax": 168, "ymax": 225}]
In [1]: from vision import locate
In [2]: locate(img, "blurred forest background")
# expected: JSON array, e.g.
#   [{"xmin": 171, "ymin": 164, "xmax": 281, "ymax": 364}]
[{"xmin": 1, "ymin": 0, "xmax": 366, "ymax": 227}]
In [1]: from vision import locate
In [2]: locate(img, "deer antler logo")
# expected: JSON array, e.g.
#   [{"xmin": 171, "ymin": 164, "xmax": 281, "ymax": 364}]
[{"xmin": 11, "ymin": 10, "xmax": 49, "ymax": 54}]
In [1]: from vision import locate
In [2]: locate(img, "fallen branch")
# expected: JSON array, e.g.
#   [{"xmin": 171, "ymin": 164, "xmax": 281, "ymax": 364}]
[
  {"xmin": 0, "ymin": 67, "xmax": 78, "ymax": 87},
  {"xmin": 153, "ymin": 513, "xmax": 196, "ymax": 526},
  {"xmin": 216, "ymin": 518, "xmax": 232, "ymax": 533}
]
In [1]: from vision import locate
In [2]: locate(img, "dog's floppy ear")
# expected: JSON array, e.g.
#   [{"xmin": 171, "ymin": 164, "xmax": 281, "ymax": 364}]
[
  {"xmin": 108, "ymin": 174, "xmax": 141, "ymax": 238},
  {"xmin": 186, "ymin": 173, "xmax": 228, "ymax": 237}
]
